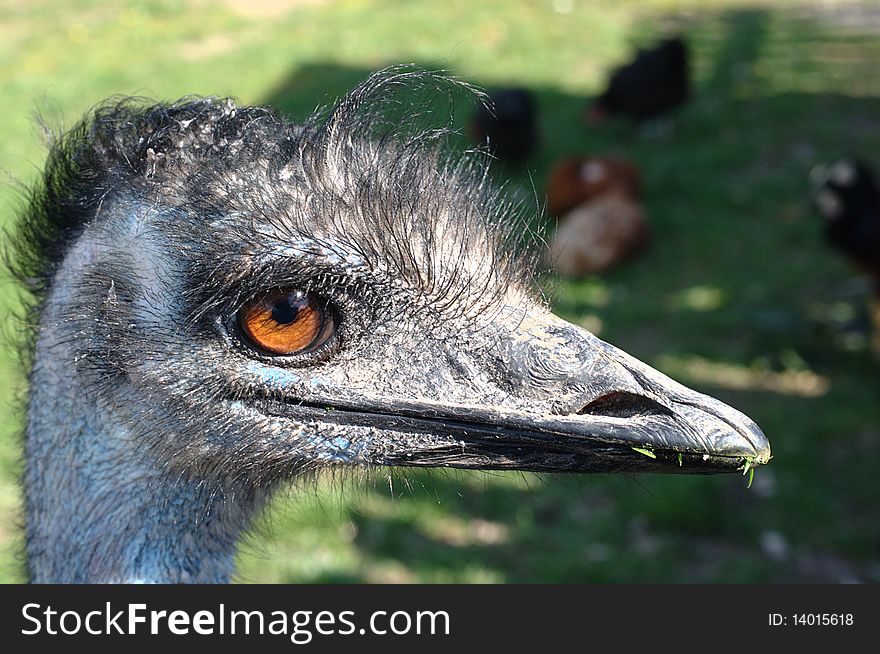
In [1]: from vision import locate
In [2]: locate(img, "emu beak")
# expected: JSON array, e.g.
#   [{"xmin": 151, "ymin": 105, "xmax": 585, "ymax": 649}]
[
  {"xmin": 352, "ymin": 313, "xmax": 770, "ymax": 475},
  {"xmin": 520, "ymin": 327, "xmax": 772, "ymax": 474},
  {"xmin": 276, "ymin": 313, "xmax": 770, "ymax": 475}
]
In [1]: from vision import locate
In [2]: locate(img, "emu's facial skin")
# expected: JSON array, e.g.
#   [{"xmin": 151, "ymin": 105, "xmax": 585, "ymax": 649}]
[{"xmin": 75, "ymin": 196, "xmax": 768, "ymax": 480}]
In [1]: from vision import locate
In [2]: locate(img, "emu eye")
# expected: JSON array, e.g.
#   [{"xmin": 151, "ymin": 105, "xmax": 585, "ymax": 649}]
[{"xmin": 238, "ymin": 289, "xmax": 336, "ymax": 356}]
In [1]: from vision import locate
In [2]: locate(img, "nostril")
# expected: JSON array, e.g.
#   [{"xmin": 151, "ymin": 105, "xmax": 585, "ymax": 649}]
[{"xmin": 577, "ymin": 391, "xmax": 673, "ymax": 419}]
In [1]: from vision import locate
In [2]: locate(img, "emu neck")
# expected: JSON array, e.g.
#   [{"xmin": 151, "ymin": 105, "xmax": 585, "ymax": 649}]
[
  {"xmin": 25, "ymin": 352, "xmax": 262, "ymax": 582},
  {"xmin": 25, "ymin": 353, "xmax": 257, "ymax": 582},
  {"xmin": 24, "ymin": 248, "xmax": 263, "ymax": 584}
]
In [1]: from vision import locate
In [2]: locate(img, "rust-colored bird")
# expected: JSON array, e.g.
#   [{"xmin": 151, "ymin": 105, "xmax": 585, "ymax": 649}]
[
  {"xmin": 549, "ymin": 194, "xmax": 650, "ymax": 277},
  {"xmin": 546, "ymin": 156, "xmax": 642, "ymax": 217},
  {"xmin": 546, "ymin": 156, "xmax": 649, "ymax": 277}
]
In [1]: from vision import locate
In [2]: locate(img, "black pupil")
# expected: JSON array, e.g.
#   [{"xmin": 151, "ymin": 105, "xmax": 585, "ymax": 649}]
[{"xmin": 271, "ymin": 294, "xmax": 304, "ymax": 325}]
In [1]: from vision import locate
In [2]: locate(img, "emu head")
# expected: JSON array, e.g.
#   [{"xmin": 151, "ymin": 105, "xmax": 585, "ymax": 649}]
[{"xmin": 26, "ymin": 69, "xmax": 769, "ymax": 494}]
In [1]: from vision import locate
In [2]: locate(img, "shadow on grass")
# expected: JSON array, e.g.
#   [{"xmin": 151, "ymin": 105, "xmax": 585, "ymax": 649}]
[{"xmin": 244, "ymin": 8, "xmax": 880, "ymax": 583}]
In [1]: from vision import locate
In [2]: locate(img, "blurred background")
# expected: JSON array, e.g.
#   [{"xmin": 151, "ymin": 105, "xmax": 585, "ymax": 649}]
[{"xmin": 1, "ymin": 0, "xmax": 879, "ymax": 583}]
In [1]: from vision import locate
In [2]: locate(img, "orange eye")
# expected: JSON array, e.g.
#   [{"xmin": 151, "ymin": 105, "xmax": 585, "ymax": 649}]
[{"xmin": 238, "ymin": 289, "xmax": 335, "ymax": 356}]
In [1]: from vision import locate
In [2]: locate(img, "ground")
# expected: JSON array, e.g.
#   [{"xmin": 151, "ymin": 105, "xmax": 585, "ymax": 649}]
[{"xmin": 0, "ymin": 0, "xmax": 878, "ymax": 583}]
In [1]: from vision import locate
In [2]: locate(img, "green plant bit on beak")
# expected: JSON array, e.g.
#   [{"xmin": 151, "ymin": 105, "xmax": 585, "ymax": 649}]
[
  {"xmin": 631, "ymin": 446, "xmax": 657, "ymax": 459},
  {"xmin": 677, "ymin": 452, "xmax": 683, "ymax": 467},
  {"xmin": 741, "ymin": 457, "xmax": 756, "ymax": 488}
]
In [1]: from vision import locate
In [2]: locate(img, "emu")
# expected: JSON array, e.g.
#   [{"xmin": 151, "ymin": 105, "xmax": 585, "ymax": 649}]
[{"xmin": 15, "ymin": 68, "xmax": 769, "ymax": 583}]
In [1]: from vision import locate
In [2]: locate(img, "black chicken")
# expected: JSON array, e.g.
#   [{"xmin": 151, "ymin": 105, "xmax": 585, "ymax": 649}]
[
  {"xmin": 589, "ymin": 37, "xmax": 690, "ymax": 124},
  {"xmin": 813, "ymin": 158, "xmax": 880, "ymax": 354},
  {"xmin": 813, "ymin": 158, "xmax": 880, "ymax": 285},
  {"xmin": 470, "ymin": 87, "xmax": 537, "ymax": 163}
]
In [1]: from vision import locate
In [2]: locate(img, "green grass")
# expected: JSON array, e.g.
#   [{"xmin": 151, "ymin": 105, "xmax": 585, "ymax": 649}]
[{"xmin": 2, "ymin": 0, "xmax": 879, "ymax": 583}]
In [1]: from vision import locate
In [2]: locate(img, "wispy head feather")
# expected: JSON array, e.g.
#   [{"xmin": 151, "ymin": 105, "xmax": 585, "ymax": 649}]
[{"xmin": 14, "ymin": 66, "xmax": 544, "ymax": 331}]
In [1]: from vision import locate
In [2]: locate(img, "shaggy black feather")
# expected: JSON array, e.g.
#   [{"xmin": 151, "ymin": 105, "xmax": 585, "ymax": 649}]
[{"xmin": 13, "ymin": 66, "xmax": 543, "ymax": 328}]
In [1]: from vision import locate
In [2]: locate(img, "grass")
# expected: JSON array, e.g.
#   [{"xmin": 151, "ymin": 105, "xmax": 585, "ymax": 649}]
[{"xmin": 1, "ymin": 0, "xmax": 879, "ymax": 583}]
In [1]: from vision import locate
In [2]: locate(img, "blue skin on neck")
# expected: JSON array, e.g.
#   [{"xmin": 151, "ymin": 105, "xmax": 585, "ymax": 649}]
[
  {"xmin": 25, "ymin": 370, "xmax": 256, "ymax": 582},
  {"xmin": 24, "ymin": 226, "xmax": 266, "ymax": 584}
]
